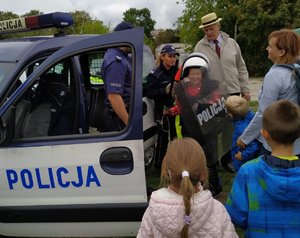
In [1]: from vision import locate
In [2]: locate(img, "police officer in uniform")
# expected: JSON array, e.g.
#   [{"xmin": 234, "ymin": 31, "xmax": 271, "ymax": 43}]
[
  {"xmin": 101, "ymin": 22, "xmax": 134, "ymax": 131},
  {"xmin": 147, "ymin": 45, "xmax": 177, "ymax": 169}
]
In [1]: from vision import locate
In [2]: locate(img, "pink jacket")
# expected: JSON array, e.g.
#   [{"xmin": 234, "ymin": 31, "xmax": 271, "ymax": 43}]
[{"xmin": 137, "ymin": 186, "xmax": 238, "ymax": 238}]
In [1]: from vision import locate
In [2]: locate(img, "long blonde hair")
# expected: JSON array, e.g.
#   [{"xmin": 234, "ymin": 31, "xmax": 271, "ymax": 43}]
[
  {"xmin": 161, "ymin": 138, "xmax": 208, "ymax": 238},
  {"xmin": 156, "ymin": 52, "xmax": 164, "ymax": 66}
]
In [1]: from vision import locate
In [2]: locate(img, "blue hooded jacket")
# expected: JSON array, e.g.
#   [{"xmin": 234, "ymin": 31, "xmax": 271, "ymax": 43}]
[
  {"xmin": 231, "ymin": 110, "xmax": 259, "ymax": 171},
  {"xmin": 226, "ymin": 155, "xmax": 300, "ymax": 238}
]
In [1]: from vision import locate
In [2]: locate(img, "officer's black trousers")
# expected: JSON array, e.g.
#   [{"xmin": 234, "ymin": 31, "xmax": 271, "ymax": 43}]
[
  {"xmin": 154, "ymin": 115, "xmax": 176, "ymax": 168},
  {"xmin": 103, "ymin": 107, "xmax": 125, "ymax": 131}
]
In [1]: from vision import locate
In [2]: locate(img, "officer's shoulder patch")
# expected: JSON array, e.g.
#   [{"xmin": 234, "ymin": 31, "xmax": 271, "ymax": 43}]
[
  {"xmin": 115, "ymin": 55, "xmax": 122, "ymax": 62},
  {"xmin": 151, "ymin": 68, "xmax": 162, "ymax": 78}
]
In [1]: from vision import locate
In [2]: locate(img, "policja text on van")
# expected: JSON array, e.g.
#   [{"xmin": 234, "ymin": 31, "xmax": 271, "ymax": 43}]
[{"xmin": 6, "ymin": 165, "xmax": 101, "ymax": 190}]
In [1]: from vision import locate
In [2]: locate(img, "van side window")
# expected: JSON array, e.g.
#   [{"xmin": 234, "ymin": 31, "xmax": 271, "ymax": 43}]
[
  {"xmin": 11, "ymin": 46, "xmax": 133, "ymax": 141},
  {"xmin": 80, "ymin": 52, "xmax": 107, "ymax": 133},
  {"xmin": 14, "ymin": 60, "xmax": 78, "ymax": 139}
]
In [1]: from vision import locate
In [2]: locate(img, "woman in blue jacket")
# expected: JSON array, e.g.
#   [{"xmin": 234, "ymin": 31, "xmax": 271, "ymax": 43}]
[{"xmin": 237, "ymin": 29, "xmax": 300, "ymax": 156}]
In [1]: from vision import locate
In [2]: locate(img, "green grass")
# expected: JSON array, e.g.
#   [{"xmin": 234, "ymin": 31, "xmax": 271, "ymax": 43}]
[{"xmin": 249, "ymin": 100, "xmax": 259, "ymax": 112}]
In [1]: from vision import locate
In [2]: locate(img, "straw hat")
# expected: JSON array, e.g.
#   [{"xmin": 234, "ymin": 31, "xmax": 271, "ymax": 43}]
[{"xmin": 199, "ymin": 12, "xmax": 222, "ymax": 29}]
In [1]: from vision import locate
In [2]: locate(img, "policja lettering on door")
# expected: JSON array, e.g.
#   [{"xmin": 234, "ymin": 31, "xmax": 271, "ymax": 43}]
[{"xmin": 5, "ymin": 165, "xmax": 101, "ymax": 190}]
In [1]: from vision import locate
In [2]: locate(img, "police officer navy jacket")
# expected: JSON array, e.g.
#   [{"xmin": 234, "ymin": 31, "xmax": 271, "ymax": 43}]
[{"xmin": 147, "ymin": 63, "xmax": 176, "ymax": 122}]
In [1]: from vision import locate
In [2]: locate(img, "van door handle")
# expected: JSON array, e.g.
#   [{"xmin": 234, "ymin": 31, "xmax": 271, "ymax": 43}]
[{"xmin": 99, "ymin": 147, "xmax": 133, "ymax": 175}]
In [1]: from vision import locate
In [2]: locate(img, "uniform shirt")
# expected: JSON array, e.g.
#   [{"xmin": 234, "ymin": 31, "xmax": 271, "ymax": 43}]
[{"xmin": 101, "ymin": 48, "xmax": 132, "ymax": 108}]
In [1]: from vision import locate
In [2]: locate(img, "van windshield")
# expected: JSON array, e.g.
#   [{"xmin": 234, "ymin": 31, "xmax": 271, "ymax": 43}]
[{"xmin": 0, "ymin": 62, "xmax": 15, "ymax": 83}]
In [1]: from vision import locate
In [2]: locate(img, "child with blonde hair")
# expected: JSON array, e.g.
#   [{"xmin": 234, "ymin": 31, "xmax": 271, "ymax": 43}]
[
  {"xmin": 225, "ymin": 95, "xmax": 259, "ymax": 171},
  {"xmin": 137, "ymin": 137, "xmax": 238, "ymax": 238}
]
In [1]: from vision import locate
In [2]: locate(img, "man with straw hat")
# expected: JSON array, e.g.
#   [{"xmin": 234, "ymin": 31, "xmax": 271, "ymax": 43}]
[
  {"xmin": 195, "ymin": 12, "xmax": 250, "ymax": 99},
  {"xmin": 194, "ymin": 12, "xmax": 250, "ymax": 197}
]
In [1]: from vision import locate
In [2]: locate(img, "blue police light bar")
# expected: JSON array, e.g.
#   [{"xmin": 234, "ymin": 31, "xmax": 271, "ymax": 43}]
[{"xmin": 0, "ymin": 12, "xmax": 73, "ymax": 34}]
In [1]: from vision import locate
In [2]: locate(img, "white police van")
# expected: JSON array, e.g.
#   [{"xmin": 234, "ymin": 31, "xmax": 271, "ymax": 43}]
[{"xmin": 0, "ymin": 12, "xmax": 157, "ymax": 237}]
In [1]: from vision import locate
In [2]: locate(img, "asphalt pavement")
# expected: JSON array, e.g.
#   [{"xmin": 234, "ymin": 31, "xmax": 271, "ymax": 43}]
[{"xmin": 249, "ymin": 77, "xmax": 263, "ymax": 101}]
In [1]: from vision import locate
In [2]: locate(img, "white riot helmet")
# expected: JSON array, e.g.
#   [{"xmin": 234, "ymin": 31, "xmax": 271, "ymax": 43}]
[{"xmin": 182, "ymin": 53, "xmax": 210, "ymax": 78}]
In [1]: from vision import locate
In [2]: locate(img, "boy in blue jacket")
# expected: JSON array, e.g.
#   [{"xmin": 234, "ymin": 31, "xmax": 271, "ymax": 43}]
[
  {"xmin": 225, "ymin": 95, "xmax": 259, "ymax": 171},
  {"xmin": 226, "ymin": 100, "xmax": 300, "ymax": 238}
]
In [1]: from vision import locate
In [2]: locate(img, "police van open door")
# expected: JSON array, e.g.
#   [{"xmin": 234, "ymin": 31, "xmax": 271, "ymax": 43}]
[{"xmin": 0, "ymin": 28, "xmax": 147, "ymax": 237}]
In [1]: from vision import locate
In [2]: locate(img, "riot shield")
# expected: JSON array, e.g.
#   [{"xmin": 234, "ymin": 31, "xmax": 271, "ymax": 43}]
[{"xmin": 175, "ymin": 76, "xmax": 233, "ymax": 165}]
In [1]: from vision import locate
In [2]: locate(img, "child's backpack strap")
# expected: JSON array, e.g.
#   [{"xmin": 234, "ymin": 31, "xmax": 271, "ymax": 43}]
[{"xmin": 276, "ymin": 63, "xmax": 300, "ymax": 105}]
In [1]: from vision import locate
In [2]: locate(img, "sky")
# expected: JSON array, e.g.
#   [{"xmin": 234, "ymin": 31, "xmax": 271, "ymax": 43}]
[{"xmin": 2, "ymin": 0, "xmax": 185, "ymax": 30}]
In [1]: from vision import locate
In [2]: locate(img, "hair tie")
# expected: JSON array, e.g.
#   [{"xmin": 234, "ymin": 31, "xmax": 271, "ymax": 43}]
[
  {"xmin": 182, "ymin": 171, "xmax": 189, "ymax": 178},
  {"xmin": 184, "ymin": 215, "xmax": 191, "ymax": 225}
]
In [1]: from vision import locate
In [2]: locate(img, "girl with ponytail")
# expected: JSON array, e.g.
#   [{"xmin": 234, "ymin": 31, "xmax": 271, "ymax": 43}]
[{"xmin": 137, "ymin": 137, "xmax": 238, "ymax": 238}]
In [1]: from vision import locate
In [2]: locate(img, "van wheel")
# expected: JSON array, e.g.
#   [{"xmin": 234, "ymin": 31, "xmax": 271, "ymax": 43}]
[{"xmin": 144, "ymin": 144, "xmax": 155, "ymax": 170}]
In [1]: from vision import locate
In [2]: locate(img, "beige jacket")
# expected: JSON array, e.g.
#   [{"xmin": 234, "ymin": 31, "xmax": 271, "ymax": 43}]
[{"xmin": 194, "ymin": 31, "xmax": 250, "ymax": 94}]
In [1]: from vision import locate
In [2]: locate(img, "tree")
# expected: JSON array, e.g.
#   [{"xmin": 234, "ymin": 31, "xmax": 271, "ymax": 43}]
[
  {"xmin": 70, "ymin": 11, "xmax": 108, "ymax": 34},
  {"xmin": 70, "ymin": 10, "xmax": 92, "ymax": 34},
  {"xmin": 176, "ymin": 0, "xmax": 216, "ymax": 47},
  {"xmin": 0, "ymin": 11, "xmax": 19, "ymax": 21},
  {"xmin": 232, "ymin": 0, "xmax": 300, "ymax": 75},
  {"xmin": 177, "ymin": 0, "xmax": 300, "ymax": 76},
  {"xmin": 154, "ymin": 29, "xmax": 180, "ymax": 48},
  {"xmin": 123, "ymin": 8, "xmax": 156, "ymax": 38},
  {"xmin": 82, "ymin": 19, "xmax": 109, "ymax": 34},
  {"xmin": 22, "ymin": 10, "xmax": 43, "ymax": 17}
]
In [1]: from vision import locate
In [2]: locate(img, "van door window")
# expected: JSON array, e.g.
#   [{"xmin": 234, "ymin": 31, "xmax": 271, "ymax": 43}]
[
  {"xmin": 80, "ymin": 47, "xmax": 132, "ymax": 134},
  {"xmin": 14, "ymin": 59, "xmax": 77, "ymax": 139},
  {"xmin": 8, "ymin": 45, "xmax": 133, "ymax": 141},
  {"xmin": 80, "ymin": 51, "xmax": 106, "ymax": 133}
]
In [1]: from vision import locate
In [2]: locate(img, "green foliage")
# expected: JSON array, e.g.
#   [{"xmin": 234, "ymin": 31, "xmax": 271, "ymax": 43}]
[
  {"xmin": 70, "ymin": 10, "xmax": 109, "ymax": 34},
  {"xmin": 234, "ymin": 0, "xmax": 298, "ymax": 76},
  {"xmin": 154, "ymin": 29, "xmax": 180, "ymax": 49},
  {"xmin": 177, "ymin": 0, "xmax": 300, "ymax": 76},
  {"xmin": 123, "ymin": 8, "xmax": 156, "ymax": 39},
  {"xmin": 144, "ymin": 37, "xmax": 155, "ymax": 52},
  {"xmin": 0, "ymin": 11, "xmax": 19, "ymax": 20},
  {"xmin": 82, "ymin": 20, "xmax": 109, "ymax": 34},
  {"xmin": 70, "ymin": 10, "xmax": 92, "ymax": 34},
  {"xmin": 249, "ymin": 100, "xmax": 259, "ymax": 112},
  {"xmin": 177, "ymin": 0, "xmax": 216, "ymax": 46},
  {"xmin": 21, "ymin": 10, "xmax": 43, "ymax": 17}
]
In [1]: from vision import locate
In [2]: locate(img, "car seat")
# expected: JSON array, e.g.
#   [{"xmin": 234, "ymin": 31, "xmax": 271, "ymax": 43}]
[{"xmin": 21, "ymin": 72, "xmax": 75, "ymax": 138}]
